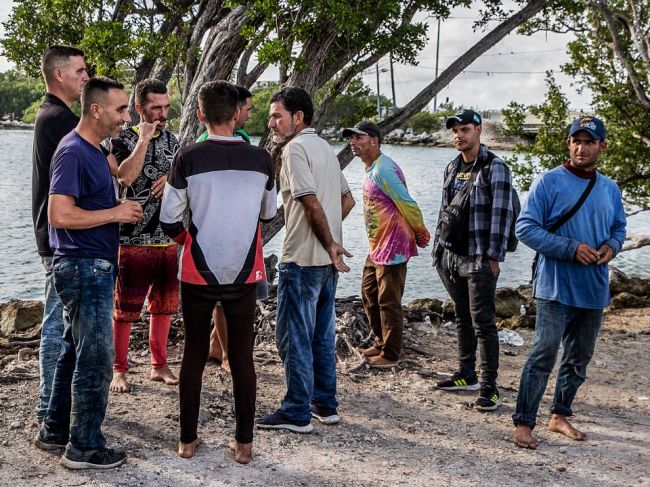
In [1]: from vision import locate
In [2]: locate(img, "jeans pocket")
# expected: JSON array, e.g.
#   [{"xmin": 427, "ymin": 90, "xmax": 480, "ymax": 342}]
[{"xmin": 92, "ymin": 259, "xmax": 114, "ymax": 277}]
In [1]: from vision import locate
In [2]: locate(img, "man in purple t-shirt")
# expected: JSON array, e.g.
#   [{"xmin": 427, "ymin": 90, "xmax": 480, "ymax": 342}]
[{"xmin": 33, "ymin": 77, "xmax": 142, "ymax": 470}]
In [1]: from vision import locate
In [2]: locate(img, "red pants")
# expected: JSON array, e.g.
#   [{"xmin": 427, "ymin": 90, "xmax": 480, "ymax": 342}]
[{"xmin": 113, "ymin": 245, "xmax": 179, "ymax": 372}]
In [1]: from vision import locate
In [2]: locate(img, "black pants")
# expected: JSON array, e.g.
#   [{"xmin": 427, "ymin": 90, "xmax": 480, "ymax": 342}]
[
  {"xmin": 436, "ymin": 252, "xmax": 499, "ymax": 387},
  {"xmin": 179, "ymin": 282, "xmax": 257, "ymax": 444}
]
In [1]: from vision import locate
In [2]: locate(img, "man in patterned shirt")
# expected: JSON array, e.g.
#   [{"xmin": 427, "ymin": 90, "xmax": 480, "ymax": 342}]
[
  {"xmin": 432, "ymin": 109, "xmax": 515, "ymax": 411},
  {"xmin": 109, "ymin": 78, "xmax": 180, "ymax": 393},
  {"xmin": 343, "ymin": 121, "xmax": 430, "ymax": 368}
]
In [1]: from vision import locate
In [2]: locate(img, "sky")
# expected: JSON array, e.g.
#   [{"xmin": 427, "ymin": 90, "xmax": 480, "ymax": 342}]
[{"xmin": 0, "ymin": 1, "xmax": 592, "ymax": 111}]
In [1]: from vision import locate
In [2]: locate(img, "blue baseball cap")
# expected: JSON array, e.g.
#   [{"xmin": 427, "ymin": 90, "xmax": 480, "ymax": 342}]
[{"xmin": 568, "ymin": 115, "xmax": 606, "ymax": 141}]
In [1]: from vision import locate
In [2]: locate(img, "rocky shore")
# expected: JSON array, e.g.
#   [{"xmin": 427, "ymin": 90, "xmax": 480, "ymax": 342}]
[{"xmin": 322, "ymin": 119, "xmax": 525, "ymax": 151}]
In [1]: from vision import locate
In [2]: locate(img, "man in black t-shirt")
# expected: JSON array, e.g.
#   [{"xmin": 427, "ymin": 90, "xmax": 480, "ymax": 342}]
[{"xmin": 31, "ymin": 45, "xmax": 89, "ymax": 423}]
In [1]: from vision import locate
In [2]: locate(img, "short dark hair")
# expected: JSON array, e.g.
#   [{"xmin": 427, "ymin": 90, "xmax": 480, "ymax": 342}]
[
  {"xmin": 81, "ymin": 76, "xmax": 124, "ymax": 115},
  {"xmin": 135, "ymin": 78, "xmax": 168, "ymax": 106},
  {"xmin": 270, "ymin": 87, "xmax": 313, "ymax": 125},
  {"xmin": 198, "ymin": 81, "xmax": 239, "ymax": 125},
  {"xmin": 41, "ymin": 45, "xmax": 85, "ymax": 82},
  {"xmin": 236, "ymin": 85, "xmax": 252, "ymax": 106}
]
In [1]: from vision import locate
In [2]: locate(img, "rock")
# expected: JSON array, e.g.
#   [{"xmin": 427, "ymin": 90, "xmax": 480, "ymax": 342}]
[
  {"xmin": 609, "ymin": 267, "xmax": 650, "ymax": 296},
  {"xmin": 609, "ymin": 292, "xmax": 649, "ymax": 309},
  {"xmin": 442, "ymin": 299, "xmax": 455, "ymax": 319},
  {"xmin": 10, "ymin": 421, "xmax": 23, "ymax": 429},
  {"xmin": 555, "ymin": 464, "xmax": 567, "ymax": 473},
  {"xmin": 498, "ymin": 315, "xmax": 535, "ymax": 330},
  {"xmin": 495, "ymin": 288, "xmax": 524, "ymax": 318},
  {"xmin": 404, "ymin": 298, "xmax": 444, "ymax": 322},
  {"xmin": 0, "ymin": 299, "xmax": 43, "ymax": 337},
  {"xmin": 387, "ymin": 129, "xmax": 405, "ymax": 139}
]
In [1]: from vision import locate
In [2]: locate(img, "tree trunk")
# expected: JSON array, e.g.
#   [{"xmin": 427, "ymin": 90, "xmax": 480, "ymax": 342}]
[
  {"xmin": 260, "ymin": 0, "xmax": 549, "ymax": 243},
  {"xmin": 178, "ymin": 6, "xmax": 263, "ymax": 146}
]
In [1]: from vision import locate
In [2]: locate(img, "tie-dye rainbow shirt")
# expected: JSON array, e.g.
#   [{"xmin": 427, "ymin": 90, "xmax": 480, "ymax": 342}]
[{"xmin": 363, "ymin": 153, "xmax": 429, "ymax": 265}]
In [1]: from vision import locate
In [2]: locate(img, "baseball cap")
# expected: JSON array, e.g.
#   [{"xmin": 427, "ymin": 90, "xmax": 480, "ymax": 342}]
[
  {"xmin": 445, "ymin": 109, "xmax": 482, "ymax": 129},
  {"xmin": 567, "ymin": 115, "xmax": 606, "ymax": 141},
  {"xmin": 342, "ymin": 121, "xmax": 382, "ymax": 140}
]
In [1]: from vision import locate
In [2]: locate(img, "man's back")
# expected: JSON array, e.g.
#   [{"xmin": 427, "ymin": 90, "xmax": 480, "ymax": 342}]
[
  {"xmin": 280, "ymin": 128, "xmax": 347, "ymax": 266},
  {"xmin": 161, "ymin": 137, "xmax": 276, "ymax": 285}
]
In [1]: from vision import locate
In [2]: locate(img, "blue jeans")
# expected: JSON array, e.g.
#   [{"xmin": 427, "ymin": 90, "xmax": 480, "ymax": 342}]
[
  {"xmin": 37, "ymin": 256, "xmax": 65, "ymax": 421},
  {"xmin": 41, "ymin": 257, "xmax": 116, "ymax": 454},
  {"xmin": 513, "ymin": 299, "xmax": 603, "ymax": 429},
  {"xmin": 276, "ymin": 263, "xmax": 338, "ymax": 421}
]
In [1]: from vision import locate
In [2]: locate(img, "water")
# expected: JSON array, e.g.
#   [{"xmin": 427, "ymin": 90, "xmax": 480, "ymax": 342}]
[{"xmin": 2, "ymin": 130, "xmax": 649, "ymax": 303}]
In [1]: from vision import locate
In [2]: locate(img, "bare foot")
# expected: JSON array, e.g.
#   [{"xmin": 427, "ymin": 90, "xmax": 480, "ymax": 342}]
[
  {"xmin": 367, "ymin": 355, "xmax": 399, "ymax": 369},
  {"xmin": 549, "ymin": 414, "xmax": 587, "ymax": 441},
  {"xmin": 150, "ymin": 365, "xmax": 179, "ymax": 385},
  {"xmin": 209, "ymin": 327, "xmax": 222, "ymax": 362},
  {"xmin": 228, "ymin": 441, "xmax": 253, "ymax": 464},
  {"xmin": 357, "ymin": 345, "xmax": 382, "ymax": 357},
  {"xmin": 512, "ymin": 425, "xmax": 537, "ymax": 449},
  {"xmin": 220, "ymin": 359, "xmax": 231, "ymax": 374},
  {"xmin": 109, "ymin": 371, "xmax": 130, "ymax": 393},
  {"xmin": 177, "ymin": 438, "xmax": 202, "ymax": 458}
]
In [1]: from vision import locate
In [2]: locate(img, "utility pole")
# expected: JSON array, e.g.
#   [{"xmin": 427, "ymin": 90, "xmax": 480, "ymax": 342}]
[
  {"xmin": 433, "ymin": 17, "xmax": 441, "ymax": 112},
  {"xmin": 389, "ymin": 52, "xmax": 397, "ymax": 110},
  {"xmin": 376, "ymin": 62, "xmax": 381, "ymax": 119}
]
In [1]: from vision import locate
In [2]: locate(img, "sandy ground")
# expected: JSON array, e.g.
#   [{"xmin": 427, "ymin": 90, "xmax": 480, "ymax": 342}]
[{"xmin": 0, "ymin": 307, "xmax": 648, "ymax": 487}]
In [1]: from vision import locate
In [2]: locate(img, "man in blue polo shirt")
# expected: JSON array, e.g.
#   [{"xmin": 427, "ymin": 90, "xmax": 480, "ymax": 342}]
[
  {"xmin": 33, "ymin": 77, "xmax": 142, "ymax": 470},
  {"xmin": 512, "ymin": 116, "xmax": 626, "ymax": 449}
]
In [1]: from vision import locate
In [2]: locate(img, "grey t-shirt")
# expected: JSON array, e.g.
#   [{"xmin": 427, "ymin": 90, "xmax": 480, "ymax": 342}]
[{"xmin": 280, "ymin": 128, "xmax": 350, "ymax": 267}]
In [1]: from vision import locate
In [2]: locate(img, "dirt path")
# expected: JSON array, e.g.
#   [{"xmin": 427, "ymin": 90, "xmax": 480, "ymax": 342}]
[{"xmin": 0, "ymin": 308, "xmax": 648, "ymax": 486}]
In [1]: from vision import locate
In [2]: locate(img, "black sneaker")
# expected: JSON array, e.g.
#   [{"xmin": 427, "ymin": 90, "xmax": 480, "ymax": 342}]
[
  {"xmin": 256, "ymin": 410, "xmax": 313, "ymax": 433},
  {"xmin": 60, "ymin": 447, "xmax": 127, "ymax": 470},
  {"xmin": 435, "ymin": 371, "xmax": 479, "ymax": 391},
  {"xmin": 474, "ymin": 386, "xmax": 502, "ymax": 412},
  {"xmin": 310, "ymin": 404, "xmax": 340, "ymax": 425},
  {"xmin": 33, "ymin": 431, "xmax": 67, "ymax": 450}
]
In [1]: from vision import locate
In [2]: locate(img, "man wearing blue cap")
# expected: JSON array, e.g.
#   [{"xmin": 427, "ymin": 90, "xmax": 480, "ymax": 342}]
[{"xmin": 512, "ymin": 115, "xmax": 626, "ymax": 449}]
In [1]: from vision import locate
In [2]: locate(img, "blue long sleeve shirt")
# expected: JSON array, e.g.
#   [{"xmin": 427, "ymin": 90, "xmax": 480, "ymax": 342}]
[{"xmin": 515, "ymin": 165, "xmax": 626, "ymax": 309}]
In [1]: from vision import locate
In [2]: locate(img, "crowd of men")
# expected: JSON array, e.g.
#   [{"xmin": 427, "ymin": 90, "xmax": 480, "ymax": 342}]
[{"xmin": 30, "ymin": 44, "xmax": 626, "ymax": 470}]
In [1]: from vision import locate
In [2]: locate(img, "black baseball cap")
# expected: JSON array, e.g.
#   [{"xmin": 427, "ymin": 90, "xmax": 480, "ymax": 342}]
[
  {"xmin": 342, "ymin": 121, "xmax": 382, "ymax": 140},
  {"xmin": 445, "ymin": 109, "xmax": 482, "ymax": 129}
]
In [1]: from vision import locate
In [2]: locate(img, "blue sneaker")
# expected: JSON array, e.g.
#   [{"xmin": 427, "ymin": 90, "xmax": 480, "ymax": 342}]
[
  {"xmin": 256, "ymin": 410, "xmax": 313, "ymax": 433},
  {"xmin": 310, "ymin": 404, "xmax": 340, "ymax": 425}
]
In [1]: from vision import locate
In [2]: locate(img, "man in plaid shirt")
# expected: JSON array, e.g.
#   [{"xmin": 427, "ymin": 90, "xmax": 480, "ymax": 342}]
[{"xmin": 432, "ymin": 109, "xmax": 515, "ymax": 411}]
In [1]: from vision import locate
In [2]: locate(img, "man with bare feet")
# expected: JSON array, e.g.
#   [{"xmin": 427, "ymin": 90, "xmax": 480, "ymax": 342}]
[
  {"xmin": 512, "ymin": 116, "xmax": 626, "ymax": 449},
  {"xmin": 108, "ymin": 79, "xmax": 180, "ymax": 393},
  {"xmin": 344, "ymin": 121, "xmax": 429, "ymax": 368},
  {"xmin": 161, "ymin": 81, "xmax": 276, "ymax": 463}
]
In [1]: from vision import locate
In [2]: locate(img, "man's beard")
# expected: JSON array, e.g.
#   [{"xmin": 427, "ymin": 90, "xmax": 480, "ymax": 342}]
[{"xmin": 272, "ymin": 121, "xmax": 296, "ymax": 143}]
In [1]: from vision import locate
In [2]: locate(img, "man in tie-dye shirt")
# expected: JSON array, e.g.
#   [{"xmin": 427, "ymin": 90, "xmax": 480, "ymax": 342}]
[{"xmin": 343, "ymin": 122, "xmax": 430, "ymax": 368}]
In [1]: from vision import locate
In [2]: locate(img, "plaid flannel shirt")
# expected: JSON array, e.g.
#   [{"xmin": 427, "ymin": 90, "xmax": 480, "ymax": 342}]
[{"xmin": 433, "ymin": 144, "xmax": 514, "ymax": 268}]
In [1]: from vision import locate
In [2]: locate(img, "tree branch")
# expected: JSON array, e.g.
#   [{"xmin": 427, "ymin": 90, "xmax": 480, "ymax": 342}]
[{"xmin": 588, "ymin": 0, "xmax": 650, "ymax": 110}]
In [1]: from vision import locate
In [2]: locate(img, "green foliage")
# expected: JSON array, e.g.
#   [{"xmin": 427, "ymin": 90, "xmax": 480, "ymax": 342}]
[
  {"xmin": 503, "ymin": 74, "xmax": 571, "ymax": 191},
  {"xmin": 1, "ymin": 0, "xmax": 190, "ymax": 79},
  {"xmin": 404, "ymin": 111, "xmax": 444, "ymax": 134},
  {"xmin": 317, "ymin": 77, "xmax": 391, "ymax": 129},
  {"xmin": 0, "ymin": 70, "xmax": 43, "ymax": 120},
  {"xmin": 514, "ymin": 1, "xmax": 650, "ymax": 207}
]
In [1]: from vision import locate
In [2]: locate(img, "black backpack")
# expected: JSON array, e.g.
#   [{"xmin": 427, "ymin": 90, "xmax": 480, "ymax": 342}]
[{"xmin": 482, "ymin": 151, "xmax": 520, "ymax": 252}]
